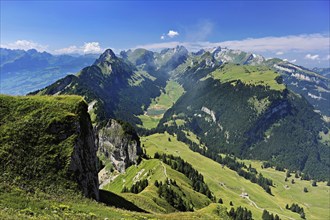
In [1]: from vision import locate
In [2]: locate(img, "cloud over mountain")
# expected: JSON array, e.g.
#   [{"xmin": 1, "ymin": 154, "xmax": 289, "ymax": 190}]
[
  {"xmin": 54, "ymin": 42, "xmax": 103, "ymax": 54},
  {"xmin": 305, "ymin": 54, "xmax": 320, "ymax": 60},
  {"xmin": 0, "ymin": 40, "xmax": 48, "ymax": 51}
]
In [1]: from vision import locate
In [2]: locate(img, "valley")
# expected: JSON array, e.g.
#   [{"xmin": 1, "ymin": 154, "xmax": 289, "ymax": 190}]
[
  {"xmin": 1, "ymin": 46, "xmax": 329, "ymax": 220},
  {"xmin": 138, "ymin": 80, "xmax": 185, "ymax": 129}
]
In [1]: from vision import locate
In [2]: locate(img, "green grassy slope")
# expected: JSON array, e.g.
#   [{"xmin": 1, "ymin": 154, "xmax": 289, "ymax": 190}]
[
  {"xmin": 0, "ymin": 183, "xmax": 149, "ymax": 220},
  {"xmin": 208, "ymin": 63, "xmax": 285, "ymax": 91},
  {"xmin": 0, "ymin": 181, "xmax": 229, "ymax": 219},
  {"xmin": 141, "ymin": 132, "xmax": 330, "ymax": 220},
  {"xmin": 0, "ymin": 94, "xmax": 85, "ymax": 190},
  {"xmin": 104, "ymin": 158, "xmax": 212, "ymax": 213},
  {"xmin": 243, "ymin": 160, "xmax": 330, "ymax": 220}
]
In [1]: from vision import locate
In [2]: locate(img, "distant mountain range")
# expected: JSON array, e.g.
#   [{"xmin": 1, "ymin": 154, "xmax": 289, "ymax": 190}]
[{"xmin": 0, "ymin": 48, "xmax": 98, "ymax": 95}]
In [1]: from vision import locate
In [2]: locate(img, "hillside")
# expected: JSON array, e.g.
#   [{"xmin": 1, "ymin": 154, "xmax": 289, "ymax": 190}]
[
  {"xmin": 138, "ymin": 132, "xmax": 330, "ymax": 219},
  {"xmin": 158, "ymin": 63, "xmax": 329, "ymax": 180},
  {"xmin": 0, "ymin": 94, "xmax": 99, "ymax": 199}
]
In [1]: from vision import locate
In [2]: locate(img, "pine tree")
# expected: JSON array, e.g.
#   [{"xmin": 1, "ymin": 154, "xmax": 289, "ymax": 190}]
[
  {"xmin": 286, "ymin": 170, "xmax": 291, "ymax": 178},
  {"xmin": 300, "ymin": 212, "xmax": 306, "ymax": 219}
]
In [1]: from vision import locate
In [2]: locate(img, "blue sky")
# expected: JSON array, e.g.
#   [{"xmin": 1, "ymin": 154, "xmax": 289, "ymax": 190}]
[{"xmin": 1, "ymin": 1, "xmax": 329, "ymax": 67}]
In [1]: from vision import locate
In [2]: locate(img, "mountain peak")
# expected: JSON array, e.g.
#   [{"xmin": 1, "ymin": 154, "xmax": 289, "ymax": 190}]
[
  {"xmin": 94, "ymin": 49, "xmax": 117, "ymax": 64},
  {"xmin": 211, "ymin": 46, "xmax": 222, "ymax": 54}
]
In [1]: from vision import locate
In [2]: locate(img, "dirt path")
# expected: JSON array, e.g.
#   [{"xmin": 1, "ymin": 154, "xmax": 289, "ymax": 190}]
[
  {"xmin": 98, "ymin": 167, "xmax": 119, "ymax": 189},
  {"xmin": 243, "ymin": 195, "xmax": 295, "ymax": 220},
  {"xmin": 161, "ymin": 161, "xmax": 171, "ymax": 184}
]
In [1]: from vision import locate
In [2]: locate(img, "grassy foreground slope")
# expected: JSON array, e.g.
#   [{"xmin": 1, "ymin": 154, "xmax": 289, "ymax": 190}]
[
  {"xmin": 0, "ymin": 95, "xmax": 86, "ymax": 190},
  {"xmin": 0, "ymin": 184, "xmax": 148, "ymax": 220},
  {"xmin": 0, "ymin": 182, "xmax": 229, "ymax": 220},
  {"xmin": 141, "ymin": 132, "xmax": 330, "ymax": 220}
]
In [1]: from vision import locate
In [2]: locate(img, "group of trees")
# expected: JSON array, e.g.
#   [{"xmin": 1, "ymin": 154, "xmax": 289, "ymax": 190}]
[
  {"xmin": 227, "ymin": 206, "xmax": 253, "ymax": 220},
  {"xmin": 154, "ymin": 153, "xmax": 214, "ymax": 200},
  {"xmin": 121, "ymin": 179, "xmax": 148, "ymax": 194},
  {"xmin": 285, "ymin": 203, "xmax": 305, "ymax": 219},
  {"xmin": 155, "ymin": 180, "xmax": 193, "ymax": 211},
  {"xmin": 262, "ymin": 209, "xmax": 280, "ymax": 220},
  {"xmin": 237, "ymin": 168, "xmax": 273, "ymax": 194},
  {"xmin": 163, "ymin": 129, "xmax": 274, "ymax": 195}
]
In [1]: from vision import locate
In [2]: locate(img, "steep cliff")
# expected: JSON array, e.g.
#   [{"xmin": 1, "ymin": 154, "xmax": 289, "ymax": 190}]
[
  {"xmin": 96, "ymin": 119, "xmax": 142, "ymax": 173},
  {"xmin": 0, "ymin": 95, "xmax": 99, "ymax": 200}
]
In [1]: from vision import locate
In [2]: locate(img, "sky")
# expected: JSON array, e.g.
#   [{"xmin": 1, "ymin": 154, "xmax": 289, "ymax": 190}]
[{"xmin": 0, "ymin": 1, "xmax": 329, "ymax": 68}]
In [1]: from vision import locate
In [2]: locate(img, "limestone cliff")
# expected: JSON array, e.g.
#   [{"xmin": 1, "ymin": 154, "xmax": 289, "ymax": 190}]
[
  {"xmin": 68, "ymin": 100, "xmax": 99, "ymax": 200},
  {"xmin": 96, "ymin": 119, "xmax": 142, "ymax": 173}
]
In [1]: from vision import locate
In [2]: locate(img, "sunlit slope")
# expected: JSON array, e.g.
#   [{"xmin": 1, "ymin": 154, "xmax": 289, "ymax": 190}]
[{"xmin": 141, "ymin": 132, "xmax": 330, "ymax": 220}]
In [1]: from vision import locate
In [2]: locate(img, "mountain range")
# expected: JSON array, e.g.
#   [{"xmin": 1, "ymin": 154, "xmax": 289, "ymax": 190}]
[
  {"xmin": 1, "ymin": 46, "xmax": 329, "ymax": 219},
  {"xmin": 0, "ymin": 48, "xmax": 98, "ymax": 95}
]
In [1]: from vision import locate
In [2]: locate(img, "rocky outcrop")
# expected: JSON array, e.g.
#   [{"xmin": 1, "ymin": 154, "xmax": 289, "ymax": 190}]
[
  {"xmin": 96, "ymin": 119, "xmax": 142, "ymax": 173},
  {"xmin": 68, "ymin": 101, "xmax": 99, "ymax": 200},
  {"xmin": 201, "ymin": 106, "xmax": 217, "ymax": 123}
]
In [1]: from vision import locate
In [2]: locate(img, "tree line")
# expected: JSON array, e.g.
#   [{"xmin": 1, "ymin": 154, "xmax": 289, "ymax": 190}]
[
  {"xmin": 121, "ymin": 179, "xmax": 148, "ymax": 194},
  {"xmin": 155, "ymin": 179, "xmax": 193, "ymax": 212},
  {"xmin": 154, "ymin": 153, "xmax": 215, "ymax": 200}
]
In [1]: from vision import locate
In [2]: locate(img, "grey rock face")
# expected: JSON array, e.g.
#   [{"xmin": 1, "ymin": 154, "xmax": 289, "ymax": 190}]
[
  {"xmin": 96, "ymin": 119, "xmax": 142, "ymax": 173},
  {"xmin": 68, "ymin": 102, "xmax": 99, "ymax": 200}
]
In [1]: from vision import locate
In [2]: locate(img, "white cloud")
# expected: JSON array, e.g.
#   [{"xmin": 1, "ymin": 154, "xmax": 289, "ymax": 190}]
[
  {"xmin": 167, "ymin": 30, "xmax": 179, "ymax": 38},
  {"xmin": 54, "ymin": 45, "xmax": 79, "ymax": 54},
  {"xmin": 276, "ymin": 51, "xmax": 284, "ymax": 55},
  {"xmin": 54, "ymin": 42, "xmax": 103, "ymax": 54},
  {"xmin": 290, "ymin": 59, "xmax": 297, "ymax": 63},
  {"xmin": 1, "ymin": 40, "xmax": 48, "ymax": 51},
  {"xmin": 137, "ymin": 33, "xmax": 329, "ymax": 53},
  {"xmin": 160, "ymin": 35, "xmax": 165, "ymax": 40},
  {"xmin": 134, "ymin": 41, "xmax": 181, "ymax": 51},
  {"xmin": 83, "ymin": 42, "xmax": 102, "ymax": 53},
  {"xmin": 305, "ymin": 54, "xmax": 320, "ymax": 60},
  {"xmin": 218, "ymin": 34, "xmax": 329, "ymax": 52}
]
